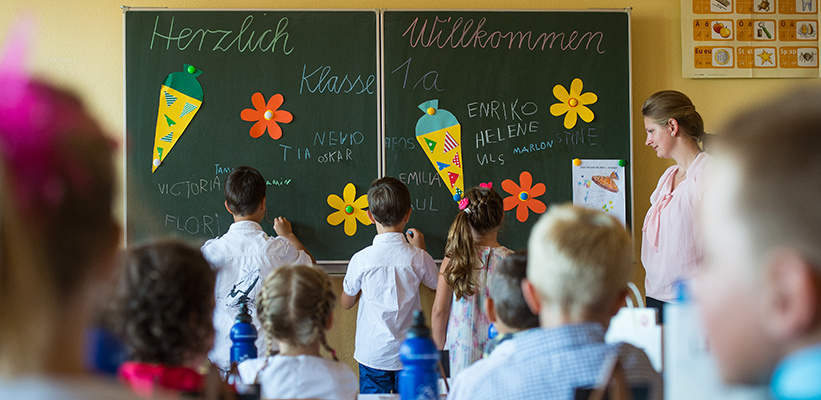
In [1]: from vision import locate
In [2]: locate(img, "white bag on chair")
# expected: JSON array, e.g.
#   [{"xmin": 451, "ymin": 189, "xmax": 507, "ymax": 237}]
[{"xmin": 604, "ymin": 282, "xmax": 663, "ymax": 372}]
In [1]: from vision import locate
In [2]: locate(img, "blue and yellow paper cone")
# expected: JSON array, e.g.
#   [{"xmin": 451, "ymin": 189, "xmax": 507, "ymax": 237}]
[
  {"xmin": 414, "ymin": 100, "xmax": 464, "ymax": 201},
  {"xmin": 152, "ymin": 64, "xmax": 203, "ymax": 172}
]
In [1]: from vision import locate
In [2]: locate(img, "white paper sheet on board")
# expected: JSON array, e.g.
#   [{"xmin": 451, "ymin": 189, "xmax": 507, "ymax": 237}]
[{"xmin": 572, "ymin": 159, "xmax": 626, "ymax": 226}]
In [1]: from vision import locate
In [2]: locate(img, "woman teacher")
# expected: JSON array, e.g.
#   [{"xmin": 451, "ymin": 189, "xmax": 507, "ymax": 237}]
[{"xmin": 641, "ymin": 90, "xmax": 710, "ymax": 323}]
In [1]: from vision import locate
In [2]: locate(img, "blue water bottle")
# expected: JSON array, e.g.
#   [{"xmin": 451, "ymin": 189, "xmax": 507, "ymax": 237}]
[
  {"xmin": 230, "ymin": 300, "xmax": 258, "ymax": 365},
  {"xmin": 399, "ymin": 310, "xmax": 440, "ymax": 400}
]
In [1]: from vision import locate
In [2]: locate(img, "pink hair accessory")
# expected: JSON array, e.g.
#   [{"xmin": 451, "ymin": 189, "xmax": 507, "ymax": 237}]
[
  {"xmin": 458, "ymin": 198, "xmax": 469, "ymax": 210},
  {"xmin": 479, "ymin": 182, "xmax": 492, "ymax": 189}
]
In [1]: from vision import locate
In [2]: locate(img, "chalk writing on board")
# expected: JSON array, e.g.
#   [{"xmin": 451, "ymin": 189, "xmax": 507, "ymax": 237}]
[
  {"xmin": 390, "ymin": 58, "xmax": 444, "ymax": 91},
  {"xmin": 214, "ymin": 164, "xmax": 234, "ymax": 174},
  {"xmin": 317, "ymin": 149, "xmax": 353, "ymax": 163},
  {"xmin": 475, "ymin": 122, "xmax": 540, "ymax": 148},
  {"xmin": 158, "ymin": 177, "xmax": 221, "ymax": 198},
  {"xmin": 266, "ymin": 179, "xmax": 291, "ymax": 186},
  {"xmin": 150, "ymin": 15, "xmax": 293, "ymax": 55},
  {"xmin": 385, "ymin": 136, "xmax": 416, "ymax": 150},
  {"xmin": 410, "ymin": 197, "xmax": 439, "ymax": 212},
  {"xmin": 399, "ymin": 171, "xmax": 443, "ymax": 187},
  {"xmin": 300, "ymin": 64, "xmax": 376, "ymax": 95},
  {"xmin": 477, "ymin": 153, "xmax": 505, "ymax": 166},
  {"xmin": 313, "ymin": 131, "xmax": 365, "ymax": 146},
  {"xmin": 165, "ymin": 213, "xmax": 222, "ymax": 237},
  {"xmin": 555, "ymin": 128, "xmax": 598, "ymax": 146},
  {"xmin": 278, "ymin": 144, "xmax": 312, "ymax": 161},
  {"xmin": 401, "ymin": 16, "xmax": 606, "ymax": 54},
  {"xmin": 512, "ymin": 140, "xmax": 555, "ymax": 155},
  {"xmin": 467, "ymin": 100, "xmax": 537, "ymax": 121}
]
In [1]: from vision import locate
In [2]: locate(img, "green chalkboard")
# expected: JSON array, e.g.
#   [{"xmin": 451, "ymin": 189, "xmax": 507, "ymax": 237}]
[
  {"xmin": 125, "ymin": 10, "xmax": 380, "ymax": 262},
  {"xmin": 383, "ymin": 10, "xmax": 633, "ymax": 259}
]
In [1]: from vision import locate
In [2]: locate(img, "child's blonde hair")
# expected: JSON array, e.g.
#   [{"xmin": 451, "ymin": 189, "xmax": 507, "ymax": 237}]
[
  {"xmin": 257, "ymin": 265, "xmax": 338, "ymax": 360},
  {"xmin": 444, "ymin": 186, "xmax": 504, "ymax": 300},
  {"xmin": 527, "ymin": 204, "xmax": 632, "ymax": 318}
]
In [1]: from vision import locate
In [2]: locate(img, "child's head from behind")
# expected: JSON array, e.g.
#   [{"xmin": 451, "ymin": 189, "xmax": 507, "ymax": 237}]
[
  {"xmin": 224, "ymin": 166, "xmax": 266, "ymax": 216},
  {"xmin": 110, "ymin": 241, "xmax": 216, "ymax": 367},
  {"xmin": 696, "ymin": 88, "xmax": 821, "ymax": 386},
  {"xmin": 257, "ymin": 265, "xmax": 338, "ymax": 360},
  {"xmin": 444, "ymin": 185, "xmax": 505, "ymax": 300},
  {"xmin": 488, "ymin": 251, "xmax": 539, "ymax": 332},
  {"xmin": 0, "ymin": 76, "xmax": 119, "ymax": 371},
  {"xmin": 526, "ymin": 204, "xmax": 631, "ymax": 322},
  {"xmin": 367, "ymin": 177, "xmax": 411, "ymax": 227}
]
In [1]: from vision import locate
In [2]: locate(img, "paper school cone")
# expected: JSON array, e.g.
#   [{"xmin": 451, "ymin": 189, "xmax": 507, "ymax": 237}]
[
  {"xmin": 152, "ymin": 64, "xmax": 203, "ymax": 172},
  {"xmin": 414, "ymin": 100, "xmax": 464, "ymax": 201}
]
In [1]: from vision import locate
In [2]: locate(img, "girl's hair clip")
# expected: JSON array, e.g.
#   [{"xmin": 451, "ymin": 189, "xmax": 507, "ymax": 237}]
[
  {"xmin": 458, "ymin": 198, "xmax": 469, "ymax": 211},
  {"xmin": 479, "ymin": 182, "xmax": 493, "ymax": 189}
]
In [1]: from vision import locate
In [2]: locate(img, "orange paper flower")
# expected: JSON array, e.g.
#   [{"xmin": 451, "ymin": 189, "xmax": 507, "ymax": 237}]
[
  {"xmin": 240, "ymin": 92, "xmax": 293, "ymax": 140},
  {"xmin": 502, "ymin": 171, "xmax": 547, "ymax": 222}
]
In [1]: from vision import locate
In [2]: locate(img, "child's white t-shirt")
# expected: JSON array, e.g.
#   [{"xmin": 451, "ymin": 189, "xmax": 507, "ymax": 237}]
[
  {"xmin": 238, "ymin": 355, "xmax": 358, "ymax": 400},
  {"xmin": 343, "ymin": 232, "xmax": 438, "ymax": 370}
]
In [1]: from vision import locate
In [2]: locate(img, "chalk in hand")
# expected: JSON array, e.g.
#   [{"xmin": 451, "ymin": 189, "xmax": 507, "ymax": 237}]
[{"xmin": 406, "ymin": 230, "xmax": 414, "ymax": 238}]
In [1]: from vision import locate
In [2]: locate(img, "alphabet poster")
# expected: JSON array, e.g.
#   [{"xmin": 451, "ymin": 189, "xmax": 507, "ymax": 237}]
[{"xmin": 682, "ymin": 0, "xmax": 820, "ymax": 77}]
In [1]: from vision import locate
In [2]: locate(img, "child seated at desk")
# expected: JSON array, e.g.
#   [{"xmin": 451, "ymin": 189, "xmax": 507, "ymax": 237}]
[
  {"xmin": 466, "ymin": 204, "xmax": 662, "ymax": 400},
  {"xmin": 447, "ymin": 250, "xmax": 539, "ymax": 400},
  {"xmin": 238, "ymin": 265, "xmax": 357, "ymax": 400}
]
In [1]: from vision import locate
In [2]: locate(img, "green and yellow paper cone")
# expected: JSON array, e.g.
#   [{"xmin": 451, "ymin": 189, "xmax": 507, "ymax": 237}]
[
  {"xmin": 152, "ymin": 64, "xmax": 203, "ymax": 172},
  {"xmin": 415, "ymin": 100, "xmax": 464, "ymax": 201}
]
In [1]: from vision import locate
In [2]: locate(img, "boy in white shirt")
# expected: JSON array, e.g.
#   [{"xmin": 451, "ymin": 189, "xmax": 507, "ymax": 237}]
[
  {"xmin": 341, "ymin": 177, "xmax": 438, "ymax": 394},
  {"xmin": 202, "ymin": 166, "xmax": 314, "ymax": 371}
]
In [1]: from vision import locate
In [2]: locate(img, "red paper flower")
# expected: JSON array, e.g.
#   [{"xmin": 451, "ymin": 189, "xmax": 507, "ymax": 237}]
[
  {"xmin": 240, "ymin": 92, "xmax": 293, "ymax": 140},
  {"xmin": 502, "ymin": 171, "xmax": 547, "ymax": 222}
]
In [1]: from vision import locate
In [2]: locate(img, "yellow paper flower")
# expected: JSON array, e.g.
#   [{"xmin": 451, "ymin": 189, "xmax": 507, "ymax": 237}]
[
  {"xmin": 327, "ymin": 183, "xmax": 371, "ymax": 236},
  {"xmin": 550, "ymin": 78, "xmax": 598, "ymax": 129}
]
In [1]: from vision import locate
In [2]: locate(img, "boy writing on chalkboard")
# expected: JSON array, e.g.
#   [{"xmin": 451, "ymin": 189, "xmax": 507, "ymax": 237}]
[
  {"xmin": 695, "ymin": 89, "xmax": 821, "ymax": 399},
  {"xmin": 467, "ymin": 204, "xmax": 662, "ymax": 400},
  {"xmin": 202, "ymin": 166, "xmax": 314, "ymax": 371},
  {"xmin": 340, "ymin": 177, "xmax": 438, "ymax": 394}
]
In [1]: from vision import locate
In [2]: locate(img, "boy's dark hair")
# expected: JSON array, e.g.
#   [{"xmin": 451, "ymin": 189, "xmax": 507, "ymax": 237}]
[
  {"xmin": 224, "ymin": 166, "xmax": 266, "ymax": 216},
  {"xmin": 367, "ymin": 177, "xmax": 411, "ymax": 227},
  {"xmin": 110, "ymin": 240, "xmax": 216, "ymax": 366},
  {"xmin": 489, "ymin": 251, "xmax": 540, "ymax": 330}
]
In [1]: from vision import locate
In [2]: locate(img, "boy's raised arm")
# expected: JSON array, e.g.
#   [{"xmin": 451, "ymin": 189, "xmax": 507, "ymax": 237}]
[{"xmin": 273, "ymin": 216, "xmax": 317, "ymax": 265}]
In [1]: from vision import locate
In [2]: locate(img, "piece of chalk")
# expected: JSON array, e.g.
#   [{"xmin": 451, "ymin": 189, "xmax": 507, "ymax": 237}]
[
  {"xmin": 573, "ymin": 158, "xmax": 581, "ymax": 166},
  {"xmin": 427, "ymin": 107, "xmax": 435, "ymax": 115},
  {"xmin": 187, "ymin": 65, "xmax": 196, "ymax": 74},
  {"xmin": 153, "ymin": 158, "xmax": 161, "ymax": 167},
  {"xmin": 618, "ymin": 159, "xmax": 626, "ymax": 167},
  {"xmin": 406, "ymin": 230, "xmax": 414, "ymax": 238}
]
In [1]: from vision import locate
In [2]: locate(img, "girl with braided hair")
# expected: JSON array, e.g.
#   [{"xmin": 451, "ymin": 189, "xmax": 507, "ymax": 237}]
[
  {"xmin": 431, "ymin": 184, "xmax": 513, "ymax": 378},
  {"xmin": 237, "ymin": 265, "xmax": 357, "ymax": 400}
]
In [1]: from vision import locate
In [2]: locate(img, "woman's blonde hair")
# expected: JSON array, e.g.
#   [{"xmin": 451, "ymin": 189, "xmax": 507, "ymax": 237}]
[
  {"xmin": 257, "ymin": 265, "xmax": 338, "ymax": 360},
  {"xmin": 444, "ymin": 186, "xmax": 504, "ymax": 300},
  {"xmin": 642, "ymin": 90, "xmax": 705, "ymax": 143}
]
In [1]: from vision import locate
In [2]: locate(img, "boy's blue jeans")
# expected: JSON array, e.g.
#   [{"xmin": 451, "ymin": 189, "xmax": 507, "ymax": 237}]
[{"xmin": 359, "ymin": 364, "xmax": 400, "ymax": 394}]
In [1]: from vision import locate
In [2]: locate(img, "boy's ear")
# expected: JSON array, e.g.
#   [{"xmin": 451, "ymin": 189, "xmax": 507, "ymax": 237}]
[
  {"xmin": 763, "ymin": 250, "xmax": 820, "ymax": 341},
  {"xmin": 485, "ymin": 297, "xmax": 498, "ymax": 324},
  {"xmin": 404, "ymin": 208, "xmax": 412, "ymax": 223},
  {"xmin": 521, "ymin": 278, "xmax": 542, "ymax": 317},
  {"xmin": 224, "ymin": 201, "xmax": 234, "ymax": 215},
  {"xmin": 366, "ymin": 209, "xmax": 376, "ymax": 224},
  {"xmin": 609, "ymin": 288, "xmax": 630, "ymax": 318}
]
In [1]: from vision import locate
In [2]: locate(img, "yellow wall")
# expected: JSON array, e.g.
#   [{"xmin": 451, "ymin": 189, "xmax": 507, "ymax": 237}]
[{"xmin": 1, "ymin": 0, "xmax": 817, "ymax": 376}]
